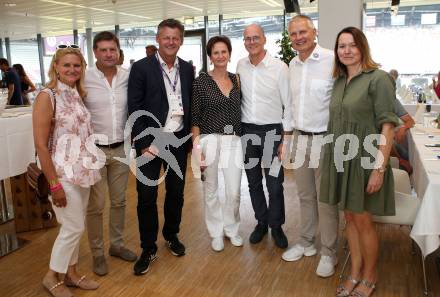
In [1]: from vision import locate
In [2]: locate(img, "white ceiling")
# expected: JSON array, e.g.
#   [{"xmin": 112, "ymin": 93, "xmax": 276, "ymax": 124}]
[{"xmin": 0, "ymin": 0, "xmax": 439, "ymax": 40}]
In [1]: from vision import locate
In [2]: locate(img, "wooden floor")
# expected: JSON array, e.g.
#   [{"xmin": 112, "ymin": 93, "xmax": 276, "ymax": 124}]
[{"xmin": 1, "ymin": 162, "xmax": 439, "ymax": 297}]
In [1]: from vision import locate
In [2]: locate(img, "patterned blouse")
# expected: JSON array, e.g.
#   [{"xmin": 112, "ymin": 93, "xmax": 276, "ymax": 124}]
[
  {"xmin": 191, "ymin": 72, "xmax": 242, "ymax": 136},
  {"xmin": 41, "ymin": 81, "xmax": 101, "ymax": 187}
]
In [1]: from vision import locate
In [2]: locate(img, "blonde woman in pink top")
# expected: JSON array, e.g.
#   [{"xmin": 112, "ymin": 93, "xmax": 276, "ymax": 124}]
[{"xmin": 33, "ymin": 47, "xmax": 101, "ymax": 297}]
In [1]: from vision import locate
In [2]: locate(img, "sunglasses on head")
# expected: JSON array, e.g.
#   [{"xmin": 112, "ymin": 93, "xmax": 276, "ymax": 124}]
[{"xmin": 56, "ymin": 44, "xmax": 80, "ymax": 49}]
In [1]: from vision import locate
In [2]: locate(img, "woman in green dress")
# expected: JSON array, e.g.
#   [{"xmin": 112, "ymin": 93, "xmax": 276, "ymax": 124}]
[{"xmin": 320, "ymin": 27, "xmax": 399, "ymax": 297}]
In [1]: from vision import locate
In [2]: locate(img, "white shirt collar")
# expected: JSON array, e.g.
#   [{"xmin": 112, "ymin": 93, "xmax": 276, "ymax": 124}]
[
  {"xmin": 292, "ymin": 43, "xmax": 324, "ymax": 64},
  {"xmin": 246, "ymin": 50, "xmax": 271, "ymax": 67},
  {"xmin": 156, "ymin": 52, "xmax": 179, "ymax": 69},
  {"xmin": 92, "ymin": 64, "xmax": 122, "ymax": 79}
]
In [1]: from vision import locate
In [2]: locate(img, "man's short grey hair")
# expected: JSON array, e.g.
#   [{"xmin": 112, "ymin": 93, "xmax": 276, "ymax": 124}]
[
  {"xmin": 243, "ymin": 23, "xmax": 266, "ymax": 36},
  {"xmin": 288, "ymin": 14, "xmax": 315, "ymax": 30}
]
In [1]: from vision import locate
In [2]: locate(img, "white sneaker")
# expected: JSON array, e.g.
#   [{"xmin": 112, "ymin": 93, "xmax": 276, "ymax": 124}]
[
  {"xmin": 211, "ymin": 237, "xmax": 224, "ymax": 252},
  {"xmin": 316, "ymin": 255, "xmax": 338, "ymax": 278},
  {"xmin": 282, "ymin": 243, "xmax": 317, "ymax": 262},
  {"xmin": 228, "ymin": 235, "xmax": 243, "ymax": 247}
]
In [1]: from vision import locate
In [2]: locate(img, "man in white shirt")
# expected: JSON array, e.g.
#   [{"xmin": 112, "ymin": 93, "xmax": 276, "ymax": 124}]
[
  {"xmin": 281, "ymin": 15, "xmax": 339, "ymax": 278},
  {"xmin": 237, "ymin": 24, "xmax": 293, "ymax": 249},
  {"xmin": 85, "ymin": 31, "xmax": 137, "ymax": 276}
]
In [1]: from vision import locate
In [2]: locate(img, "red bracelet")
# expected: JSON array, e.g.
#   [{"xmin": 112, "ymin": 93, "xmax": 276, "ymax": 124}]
[{"xmin": 50, "ymin": 183, "xmax": 63, "ymax": 193}]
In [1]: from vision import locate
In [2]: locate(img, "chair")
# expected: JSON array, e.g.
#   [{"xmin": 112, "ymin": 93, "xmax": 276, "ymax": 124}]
[
  {"xmin": 390, "ymin": 156, "xmax": 399, "ymax": 169},
  {"xmin": 339, "ymin": 191, "xmax": 427, "ymax": 295},
  {"xmin": 392, "ymin": 168, "xmax": 412, "ymax": 195}
]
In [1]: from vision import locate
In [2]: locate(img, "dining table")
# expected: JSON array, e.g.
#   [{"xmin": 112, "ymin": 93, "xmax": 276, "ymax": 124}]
[
  {"xmin": 408, "ymin": 125, "xmax": 440, "ymax": 258},
  {"xmin": 0, "ymin": 107, "xmax": 34, "ymax": 257},
  {"xmin": 402, "ymin": 103, "xmax": 440, "ymax": 117}
]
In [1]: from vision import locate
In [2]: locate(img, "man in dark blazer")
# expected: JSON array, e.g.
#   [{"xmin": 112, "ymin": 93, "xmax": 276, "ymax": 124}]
[{"xmin": 127, "ymin": 18, "xmax": 194, "ymax": 276}]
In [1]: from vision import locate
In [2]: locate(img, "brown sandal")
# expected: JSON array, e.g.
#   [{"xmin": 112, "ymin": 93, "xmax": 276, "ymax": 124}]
[
  {"xmin": 65, "ymin": 275, "xmax": 99, "ymax": 290},
  {"xmin": 42, "ymin": 279, "xmax": 73, "ymax": 297}
]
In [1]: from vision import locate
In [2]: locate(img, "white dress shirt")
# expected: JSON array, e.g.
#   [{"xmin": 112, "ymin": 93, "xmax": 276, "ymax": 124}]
[
  {"xmin": 156, "ymin": 53, "xmax": 183, "ymax": 133},
  {"xmin": 289, "ymin": 44, "xmax": 334, "ymax": 133},
  {"xmin": 236, "ymin": 52, "xmax": 293, "ymax": 131},
  {"xmin": 84, "ymin": 65, "xmax": 129, "ymax": 145}
]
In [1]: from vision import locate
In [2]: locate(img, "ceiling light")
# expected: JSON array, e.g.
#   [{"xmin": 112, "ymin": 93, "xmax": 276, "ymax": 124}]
[
  {"xmin": 40, "ymin": 0, "xmax": 150, "ymax": 19},
  {"xmin": 169, "ymin": 1, "xmax": 203, "ymax": 12},
  {"xmin": 4, "ymin": 2, "xmax": 17, "ymax": 7},
  {"xmin": 184, "ymin": 17, "xmax": 194, "ymax": 25},
  {"xmin": 259, "ymin": 0, "xmax": 277, "ymax": 7},
  {"xmin": 266, "ymin": 0, "xmax": 282, "ymax": 7}
]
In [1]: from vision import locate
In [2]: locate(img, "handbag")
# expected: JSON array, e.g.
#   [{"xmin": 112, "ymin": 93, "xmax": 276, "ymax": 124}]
[
  {"xmin": 26, "ymin": 162, "xmax": 49, "ymax": 197},
  {"xmin": 26, "ymin": 88, "xmax": 56, "ymax": 199}
]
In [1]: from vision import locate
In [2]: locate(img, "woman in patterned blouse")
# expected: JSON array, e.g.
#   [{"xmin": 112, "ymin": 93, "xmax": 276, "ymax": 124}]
[
  {"xmin": 33, "ymin": 47, "xmax": 101, "ymax": 297},
  {"xmin": 191, "ymin": 36, "xmax": 243, "ymax": 252}
]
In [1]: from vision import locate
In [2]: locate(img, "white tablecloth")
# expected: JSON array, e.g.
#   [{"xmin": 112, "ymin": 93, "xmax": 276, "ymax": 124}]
[
  {"xmin": 402, "ymin": 103, "xmax": 440, "ymax": 116},
  {"xmin": 0, "ymin": 113, "xmax": 35, "ymax": 180},
  {"xmin": 408, "ymin": 126, "xmax": 440, "ymax": 257}
]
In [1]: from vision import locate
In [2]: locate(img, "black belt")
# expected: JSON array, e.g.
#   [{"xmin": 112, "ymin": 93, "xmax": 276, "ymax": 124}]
[
  {"xmin": 96, "ymin": 141, "xmax": 124, "ymax": 149},
  {"xmin": 297, "ymin": 130, "xmax": 326, "ymax": 136},
  {"xmin": 241, "ymin": 122, "xmax": 282, "ymax": 130}
]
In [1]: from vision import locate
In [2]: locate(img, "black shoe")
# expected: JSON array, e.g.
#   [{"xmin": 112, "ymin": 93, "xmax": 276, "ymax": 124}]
[
  {"xmin": 166, "ymin": 235, "xmax": 185, "ymax": 257},
  {"xmin": 249, "ymin": 224, "xmax": 268, "ymax": 244},
  {"xmin": 271, "ymin": 227, "xmax": 288, "ymax": 249},
  {"xmin": 133, "ymin": 250, "xmax": 157, "ymax": 275}
]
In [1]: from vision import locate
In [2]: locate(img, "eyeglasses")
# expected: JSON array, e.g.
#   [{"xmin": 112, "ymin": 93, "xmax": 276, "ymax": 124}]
[
  {"xmin": 243, "ymin": 36, "xmax": 261, "ymax": 44},
  {"xmin": 56, "ymin": 44, "xmax": 80, "ymax": 49}
]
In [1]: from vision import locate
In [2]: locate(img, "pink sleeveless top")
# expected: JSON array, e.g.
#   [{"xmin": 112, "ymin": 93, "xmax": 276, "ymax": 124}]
[{"xmin": 41, "ymin": 81, "xmax": 101, "ymax": 187}]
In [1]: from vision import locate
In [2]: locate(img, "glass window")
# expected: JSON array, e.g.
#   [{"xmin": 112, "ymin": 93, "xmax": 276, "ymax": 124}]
[
  {"xmin": 183, "ymin": 16, "xmax": 205, "ymax": 31},
  {"xmin": 366, "ymin": 15, "xmax": 376, "ymax": 27},
  {"xmin": 9, "ymin": 39, "xmax": 42, "ymax": 85},
  {"xmin": 391, "ymin": 15, "xmax": 405, "ymax": 26},
  {"xmin": 365, "ymin": 3, "xmax": 440, "ymax": 81},
  {"xmin": 119, "ymin": 24, "xmax": 159, "ymax": 69},
  {"xmin": 1, "ymin": 39, "xmax": 6, "ymax": 59},
  {"xmin": 78, "ymin": 29, "xmax": 89, "ymax": 66},
  {"xmin": 208, "ymin": 15, "xmax": 220, "ymax": 38},
  {"xmin": 421, "ymin": 13, "xmax": 437, "ymax": 25}
]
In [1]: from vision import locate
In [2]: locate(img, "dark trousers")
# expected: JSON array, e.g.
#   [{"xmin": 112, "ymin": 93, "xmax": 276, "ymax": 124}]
[
  {"xmin": 242, "ymin": 123, "xmax": 285, "ymax": 228},
  {"xmin": 136, "ymin": 132, "xmax": 188, "ymax": 252}
]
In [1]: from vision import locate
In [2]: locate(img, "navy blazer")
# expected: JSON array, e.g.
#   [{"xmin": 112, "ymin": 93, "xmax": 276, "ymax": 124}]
[{"xmin": 127, "ymin": 55, "xmax": 194, "ymax": 152}]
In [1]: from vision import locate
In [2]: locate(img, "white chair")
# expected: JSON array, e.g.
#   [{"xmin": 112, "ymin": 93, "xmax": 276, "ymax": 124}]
[
  {"xmin": 390, "ymin": 156, "xmax": 399, "ymax": 169},
  {"xmin": 339, "ymin": 192, "xmax": 427, "ymax": 295},
  {"xmin": 392, "ymin": 168, "xmax": 412, "ymax": 195}
]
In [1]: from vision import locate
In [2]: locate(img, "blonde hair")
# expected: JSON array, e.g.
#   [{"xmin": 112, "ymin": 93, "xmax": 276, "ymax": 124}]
[
  {"xmin": 46, "ymin": 48, "xmax": 87, "ymax": 98},
  {"xmin": 333, "ymin": 27, "xmax": 380, "ymax": 78}
]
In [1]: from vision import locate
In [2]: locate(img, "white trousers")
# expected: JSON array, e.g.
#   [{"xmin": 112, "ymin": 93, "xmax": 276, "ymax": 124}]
[
  {"xmin": 49, "ymin": 181, "xmax": 90, "ymax": 273},
  {"xmin": 200, "ymin": 134, "xmax": 243, "ymax": 238}
]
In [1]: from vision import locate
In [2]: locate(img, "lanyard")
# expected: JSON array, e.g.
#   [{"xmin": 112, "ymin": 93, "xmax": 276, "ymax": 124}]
[{"xmin": 156, "ymin": 53, "xmax": 180, "ymax": 94}]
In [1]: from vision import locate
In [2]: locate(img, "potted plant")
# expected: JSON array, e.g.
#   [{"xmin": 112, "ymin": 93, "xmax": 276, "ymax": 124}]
[{"xmin": 276, "ymin": 30, "xmax": 297, "ymax": 65}]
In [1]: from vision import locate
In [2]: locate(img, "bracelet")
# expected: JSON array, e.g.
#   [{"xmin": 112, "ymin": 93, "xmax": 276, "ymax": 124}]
[
  {"xmin": 50, "ymin": 183, "xmax": 63, "ymax": 193},
  {"xmin": 48, "ymin": 177, "xmax": 59, "ymax": 186},
  {"xmin": 375, "ymin": 164, "xmax": 386, "ymax": 173}
]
